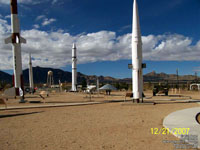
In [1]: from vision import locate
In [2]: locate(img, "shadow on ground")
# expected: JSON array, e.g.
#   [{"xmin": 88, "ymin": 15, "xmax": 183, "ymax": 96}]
[{"xmin": 0, "ymin": 111, "xmax": 44, "ymax": 118}]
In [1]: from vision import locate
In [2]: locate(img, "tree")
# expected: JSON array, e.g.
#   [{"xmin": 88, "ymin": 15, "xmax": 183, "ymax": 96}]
[
  {"xmin": 0, "ymin": 81, "xmax": 7, "ymax": 91},
  {"xmin": 81, "ymin": 79, "xmax": 87, "ymax": 90}
]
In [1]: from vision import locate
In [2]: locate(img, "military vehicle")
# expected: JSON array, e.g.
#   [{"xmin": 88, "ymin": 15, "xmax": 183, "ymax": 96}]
[{"xmin": 153, "ymin": 84, "xmax": 169, "ymax": 96}]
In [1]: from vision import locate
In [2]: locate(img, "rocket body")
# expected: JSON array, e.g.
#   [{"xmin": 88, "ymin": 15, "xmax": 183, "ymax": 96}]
[
  {"xmin": 132, "ymin": 0, "xmax": 143, "ymax": 101},
  {"xmin": 72, "ymin": 43, "xmax": 77, "ymax": 92},
  {"xmin": 97, "ymin": 77, "xmax": 99, "ymax": 92},
  {"xmin": 5, "ymin": 0, "xmax": 26, "ymax": 96},
  {"xmin": 29, "ymin": 54, "xmax": 34, "ymax": 92}
]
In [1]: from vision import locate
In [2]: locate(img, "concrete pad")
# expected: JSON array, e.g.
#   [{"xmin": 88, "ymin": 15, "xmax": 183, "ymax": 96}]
[
  {"xmin": 148, "ymin": 99, "xmax": 200, "ymax": 104},
  {"xmin": 163, "ymin": 107, "xmax": 200, "ymax": 149},
  {"xmin": 3, "ymin": 87, "xmax": 16, "ymax": 97},
  {"xmin": 122, "ymin": 101, "xmax": 155, "ymax": 106}
]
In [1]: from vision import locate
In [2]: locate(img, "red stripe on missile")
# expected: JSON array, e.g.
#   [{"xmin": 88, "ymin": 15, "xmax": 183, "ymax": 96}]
[
  {"xmin": 12, "ymin": 33, "xmax": 20, "ymax": 43},
  {"xmin": 11, "ymin": 0, "xmax": 18, "ymax": 14}
]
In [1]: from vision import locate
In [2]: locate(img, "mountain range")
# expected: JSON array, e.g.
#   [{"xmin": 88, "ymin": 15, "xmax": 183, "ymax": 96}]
[{"xmin": 0, "ymin": 67, "xmax": 198, "ymax": 85}]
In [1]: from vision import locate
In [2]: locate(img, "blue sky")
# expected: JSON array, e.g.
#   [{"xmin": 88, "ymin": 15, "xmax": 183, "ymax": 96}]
[{"xmin": 0, "ymin": 0, "xmax": 200, "ymax": 78}]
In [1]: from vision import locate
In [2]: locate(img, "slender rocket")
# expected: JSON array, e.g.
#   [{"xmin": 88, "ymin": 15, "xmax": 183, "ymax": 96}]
[
  {"xmin": 5, "ymin": 0, "xmax": 26, "ymax": 101},
  {"xmin": 132, "ymin": 0, "xmax": 145, "ymax": 103},
  {"xmin": 29, "ymin": 53, "xmax": 34, "ymax": 93},
  {"xmin": 72, "ymin": 43, "xmax": 77, "ymax": 92},
  {"xmin": 97, "ymin": 77, "xmax": 99, "ymax": 93}
]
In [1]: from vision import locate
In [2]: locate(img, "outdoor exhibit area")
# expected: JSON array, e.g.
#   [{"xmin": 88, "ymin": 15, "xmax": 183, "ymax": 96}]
[{"xmin": 0, "ymin": 90, "xmax": 199, "ymax": 150}]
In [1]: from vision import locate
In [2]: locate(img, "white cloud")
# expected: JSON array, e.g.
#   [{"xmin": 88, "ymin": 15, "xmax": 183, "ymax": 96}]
[
  {"xmin": 42, "ymin": 18, "xmax": 56, "ymax": 26},
  {"xmin": 52, "ymin": 0, "xmax": 58, "ymax": 5},
  {"xmin": 0, "ymin": 18, "xmax": 10, "ymax": 34},
  {"xmin": 0, "ymin": 17, "xmax": 200, "ymax": 70},
  {"xmin": 0, "ymin": 0, "xmax": 42, "ymax": 5},
  {"xmin": 142, "ymin": 34, "xmax": 196, "ymax": 61},
  {"xmin": 0, "ymin": 0, "xmax": 13, "ymax": 4},
  {"xmin": 35, "ymin": 15, "xmax": 56, "ymax": 27},
  {"xmin": 5, "ymin": 15, "xmax": 10, "ymax": 19},
  {"xmin": 33, "ymin": 24, "xmax": 40, "ymax": 29},
  {"xmin": 118, "ymin": 25, "xmax": 131, "ymax": 32},
  {"xmin": 35, "ymin": 15, "xmax": 45, "ymax": 21}
]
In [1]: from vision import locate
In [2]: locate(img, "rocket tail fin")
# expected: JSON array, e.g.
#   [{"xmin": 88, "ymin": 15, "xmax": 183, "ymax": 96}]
[
  {"xmin": 4, "ymin": 36, "xmax": 26, "ymax": 44},
  {"xmin": 20, "ymin": 36, "xmax": 26, "ymax": 43},
  {"xmin": 4, "ymin": 36, "xmax": 12, "ymax": 44}
]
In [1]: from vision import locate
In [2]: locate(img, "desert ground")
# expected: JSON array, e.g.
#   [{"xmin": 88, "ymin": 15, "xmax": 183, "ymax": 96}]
[{"xmin": 0, "ymin": 90, "xmax": 199, "ymax": 150}]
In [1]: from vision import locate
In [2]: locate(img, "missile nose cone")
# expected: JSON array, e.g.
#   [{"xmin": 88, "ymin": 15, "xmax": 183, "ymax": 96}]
[
  {"xmin": 132, "ymin": 0, "xmax": 141, "ymax": 41},
  {"xmin": 133, "ymin": 0, "xmax": 139, "ymax": 27},
  {"xmin": 29, "ymin": 53, "xmax": 32, "ymax": 61}
]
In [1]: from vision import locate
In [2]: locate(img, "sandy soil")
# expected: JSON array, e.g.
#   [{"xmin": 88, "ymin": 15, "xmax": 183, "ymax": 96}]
[{"xmin": 0, "ymin": 90, "xmax": 199, "ymax": 150}]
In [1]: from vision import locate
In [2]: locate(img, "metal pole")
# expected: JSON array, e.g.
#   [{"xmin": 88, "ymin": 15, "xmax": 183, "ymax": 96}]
[{"xmin": 176, "ymin": 68, "xmax": 179, "ymax": 89}]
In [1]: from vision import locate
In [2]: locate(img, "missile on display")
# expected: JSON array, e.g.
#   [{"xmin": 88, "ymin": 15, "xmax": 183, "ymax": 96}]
[
  {"xmin": 29, "ymin": 53, "xmax": 34, "ymax": 93},
  {"xmin": 5, "ymin": 0, "xmax": 26, "ymax": 102},
  {"xmin": 71, "ymin": 43, "xmax": 77, "ymax": 92},
  {"xmin": 97, "ymin": 77, "xmax": 99, "ymax": 93},
  {"xmin": 131, "ymin": 0, "xmax": 146, "ymax": 103}
]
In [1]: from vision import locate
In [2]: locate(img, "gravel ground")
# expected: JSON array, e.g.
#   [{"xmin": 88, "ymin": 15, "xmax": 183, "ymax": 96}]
[{"xmin": 0, "ymin": 91, "xmax": 199, "ymax": 150}]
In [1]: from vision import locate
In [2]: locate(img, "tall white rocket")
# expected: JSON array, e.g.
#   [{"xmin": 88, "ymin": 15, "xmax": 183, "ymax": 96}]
[
  {"xmin": 5, "ymin": 0, "xmax": 26, "ymax": 98},
  {"xmin": 72, "ymin": 43, "xmax": 77, "ymax": 92},
  {"xmin": 29, "ymin": 53, "xmax": 34, "ymax": 92},
  {"xmin": 132, "ymin": 0, "xmax": 143, "ymax": 102}
]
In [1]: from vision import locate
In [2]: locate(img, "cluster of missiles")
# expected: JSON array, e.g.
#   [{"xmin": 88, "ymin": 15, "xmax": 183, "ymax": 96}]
[{"xmin": 4, "ymin": 0, "xmax": 145, "ymax": 103}]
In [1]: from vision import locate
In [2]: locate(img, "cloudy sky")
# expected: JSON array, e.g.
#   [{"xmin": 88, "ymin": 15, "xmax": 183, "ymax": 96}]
[{"xmin": 0, "ymin": 0, "xmax": 200, "ymax": 78}]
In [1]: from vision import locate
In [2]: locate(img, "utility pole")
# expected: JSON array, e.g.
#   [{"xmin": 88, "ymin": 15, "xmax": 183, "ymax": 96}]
[
  {"xmin": 176, "ymin": 68, "xmax": 179, "ymax": 89},
  {"xmin": 195, "ymin": 72, "xmax": 198, "ymax": 83}
]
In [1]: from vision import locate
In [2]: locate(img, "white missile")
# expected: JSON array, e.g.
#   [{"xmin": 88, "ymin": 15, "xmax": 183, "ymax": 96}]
[
  {"xmin": 5, "ymin": 0, "xmax": 26, "ymax": 102},
  {"xmin": 97, "ymin": 77, "xmax": 99, "ymax": 93},
  {"xmin": 29, "ymin": 53, "xmax": 34, "ymax": 93},
  {"xmin": 72, "ymin": 43, "xmax": 77, "ymax": 92},
  {"xmin": 132, "ymin": 0, "xmax": 145, "ymax": 103}
]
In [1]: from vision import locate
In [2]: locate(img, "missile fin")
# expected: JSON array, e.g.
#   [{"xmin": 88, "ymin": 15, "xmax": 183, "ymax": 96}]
[
  {"xmin": 4, "ymin": 36, "xmax": 12, "ymax": 44},
  {"xmin": 20, "ymin": 36, "xmax": 26, "ymax": 43}
]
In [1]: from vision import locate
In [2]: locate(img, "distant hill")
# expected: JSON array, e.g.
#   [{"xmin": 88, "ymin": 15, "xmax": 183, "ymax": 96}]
[
  {"xmin": 0, "ymin": 67, "xmax": 198, "ymax": 85},
  {"xmin": 0, "ymin": 71, "xmax": 12, "ymax": 83},
  {"xmin": 144, "ymin": 71, "xmax": 197, "ymax": 82},
  {"xmin": 23, "ymin": 66, "xmax": 72, "ymax": 84},
  {"xmin": 22, "ymin": 66, "xmax": 119, "ymax": 84}
]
